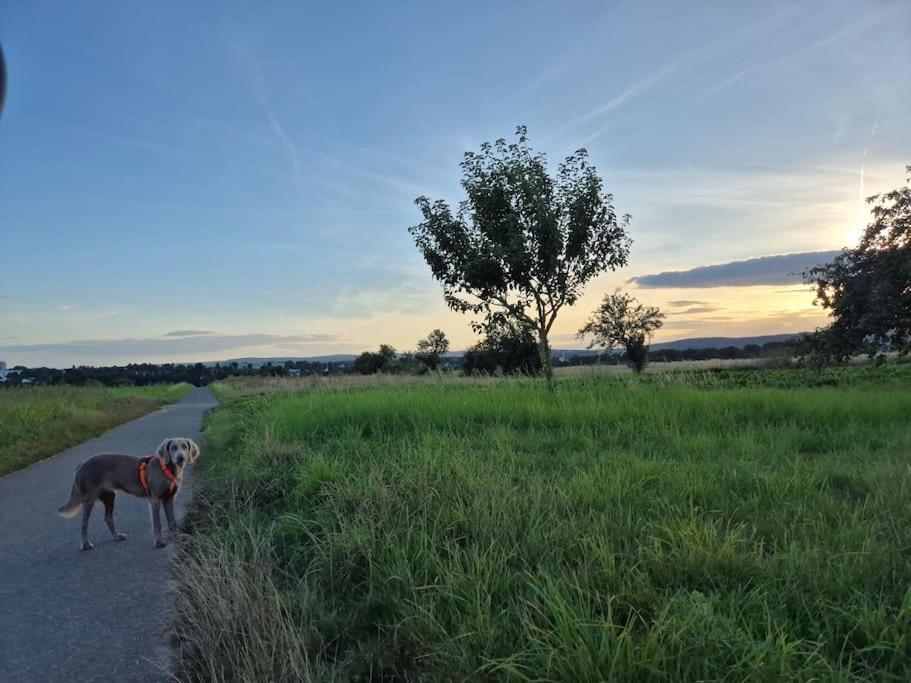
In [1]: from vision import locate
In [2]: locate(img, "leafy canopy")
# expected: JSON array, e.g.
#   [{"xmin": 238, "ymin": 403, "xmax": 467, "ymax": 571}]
[
  {"xmin": 353, "ymin": 345, "xmax": 397, "ymax": 375},
  {"xmin": 410, "ymin": 126, "xmax": 631, "ymax": 387},
  {"xmin": 803, "ymin": 165, "xmax": 911, "ymax": 360},
  {"xmin": 415, "ymin": 329, "xmax": 450, "ymax": 370}
]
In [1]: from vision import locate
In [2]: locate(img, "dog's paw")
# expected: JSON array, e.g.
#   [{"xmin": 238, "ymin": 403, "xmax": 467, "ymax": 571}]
[
  {"xmin": 154, "ymin": 539, "xmax": 168, "ymax": 549},
  {"xmin": 81, "ymin": 542, "xmax": 94, "ymax": 551},
  {"xmin": 112, "ymin": 533, "xmax": 127, "ymax": 542}
]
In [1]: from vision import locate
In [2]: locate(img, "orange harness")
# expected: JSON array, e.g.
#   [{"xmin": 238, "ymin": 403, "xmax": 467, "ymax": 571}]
[{"xmin": 139, "ymin": 454, "xmax": 178, "ymax": 496}]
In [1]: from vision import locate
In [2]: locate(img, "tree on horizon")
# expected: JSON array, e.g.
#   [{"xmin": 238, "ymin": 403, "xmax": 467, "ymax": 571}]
[{"xmin": 410, "ymin": 126, "xmax": 631, "ymax": 391}]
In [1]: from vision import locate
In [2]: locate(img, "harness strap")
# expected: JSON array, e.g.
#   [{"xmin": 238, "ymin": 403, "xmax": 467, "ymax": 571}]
[{"xmin": 139, "ymin": 455, "xmax": 178, "ymax": 495}]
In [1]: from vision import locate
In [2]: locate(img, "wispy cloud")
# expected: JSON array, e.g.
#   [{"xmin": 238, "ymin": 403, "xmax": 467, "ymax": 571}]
[
  {"xmin": 0, "ymin": 333, "xmax": 341, "ymax": 360},
  {"xmin": 54, "ymin": 304, "xmax": 122, "ymax": 321},
  {"xmin": 547, "ymin": 65, "xmax": 676, "ymax": 142},
  {"xmin": 631, "ymin": 251, "xmax": 840, "ymax": 288},
  {"xmin": 227, "ymin": 38, "xmax": 304, "ymax": 186},
  {"xmin": 675, "ymin": 306, "xmax": 720, "ymax": 315},
  {"xmin": 775, "ymin": 286, "xmax": 815, "ymax": 294},
  {"xmin": 706, "ymin": 8, "xmax": 887, "ymax": 96},
  {"xmin": 667, "ymin": 300, "xmax": 710, "ymax": 307},
  {"xmin": 266, "ymin": 112, "xmax": 303, "ymax": 186},
  {"xmin": 163, "ymin": 330, "xmax": 215, "ymax": 337}
]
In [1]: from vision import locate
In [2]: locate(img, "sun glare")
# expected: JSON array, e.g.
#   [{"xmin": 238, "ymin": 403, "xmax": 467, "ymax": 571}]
[{"xmin": 844, "ymin": 220, "xmax": 865, "ymax": 248}]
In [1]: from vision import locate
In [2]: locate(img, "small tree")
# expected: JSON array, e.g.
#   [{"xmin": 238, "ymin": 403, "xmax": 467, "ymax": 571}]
[
  {"xmin": 378, "ymin": 344, "xmax": 397, "ymax": 364},
  {"xmin": 802, "ymin": 165, "xmax": 911, "ymax": 362},
  {"xmin": 462, "ymin": 314, "xmax": 541, "ymax": 376},
  {"xmin": 353, "ymin": 344, "xmax": 398, "ymax": 375},
  {"xmin": 577, "ymin": 292, "xmax": 664, "ymax": 373},
  {"xmin": 415, "ymin": 329, "xmax": 450, "ymax": 371},
  {"xmin": 410, "ymin": 126, "xmax": 631, "ymax": 391}
]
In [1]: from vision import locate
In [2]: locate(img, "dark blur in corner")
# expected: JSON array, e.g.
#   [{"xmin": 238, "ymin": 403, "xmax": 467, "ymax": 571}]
[{"xmin": 0, "ymin": 42, "xmax": 7, "ymax": 115}]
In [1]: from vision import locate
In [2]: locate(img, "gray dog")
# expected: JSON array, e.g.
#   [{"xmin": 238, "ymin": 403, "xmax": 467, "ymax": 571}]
[{"xmin": 58, "ymin": 437, "xmax": 200, "ymax": 550}]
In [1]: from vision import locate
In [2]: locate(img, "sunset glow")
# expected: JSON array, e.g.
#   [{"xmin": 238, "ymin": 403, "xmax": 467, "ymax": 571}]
[{"xmin": 1, "ymin": 2, "xmax": 908, "ymax": 366}]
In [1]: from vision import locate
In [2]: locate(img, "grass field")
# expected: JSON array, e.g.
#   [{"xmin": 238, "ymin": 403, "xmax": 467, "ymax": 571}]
[
  {"xmin": 0, "ymin": 383, "xmax": 191, "ymax": 476},
  {"xmin": 176, "ymin": 366, "xmax": 911, "ymax": 681}
]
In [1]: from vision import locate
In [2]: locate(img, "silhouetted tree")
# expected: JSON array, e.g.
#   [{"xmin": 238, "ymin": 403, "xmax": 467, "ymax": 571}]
[
  {"xmin": 577, "ymin": 292, "xmax": 664, "ymax": 373},
  {"xmin": 462, "ymin": 314, "xmax": 541, "ymax": 376},
  {"xmin": 415, "ymin": 329, "xmax": 450, "ymax": 371},
  {"xmin": 353, "ymin": 345, "xmax": 398, "ymax": 374},
  {"xmin": 410, "ymin": 126, "xmax": 631, "ymax": 390},
  {"xmin": 802, "ymin": 165, "xmax": 911, "ymax": 362}
]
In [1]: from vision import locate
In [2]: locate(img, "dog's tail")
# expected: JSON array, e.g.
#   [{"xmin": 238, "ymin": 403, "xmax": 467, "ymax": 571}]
[{"xmin": 58, "ymin": 480, "xmax": 82, "ymax": 518}]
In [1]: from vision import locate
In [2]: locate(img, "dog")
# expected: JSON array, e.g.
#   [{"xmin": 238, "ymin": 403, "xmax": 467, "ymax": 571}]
[{"xmin": 58, "ymin": 437, "xmax": 200, "ymax": 550}]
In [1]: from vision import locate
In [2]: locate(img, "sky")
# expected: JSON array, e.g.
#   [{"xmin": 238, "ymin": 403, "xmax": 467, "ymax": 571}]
[{"xmin": 1, "ymin": 0, "xmax": 909, "ymax": 367}]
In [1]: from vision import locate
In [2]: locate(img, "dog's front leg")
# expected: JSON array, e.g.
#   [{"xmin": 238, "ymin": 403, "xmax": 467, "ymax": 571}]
[
  {"xmin": 163, "ymin": 497, "xmax": 189, "ymax": 543},
  {"xmin": 163, "ymin": 496, "xmax": 182, "ymax": 533},
  {"xmin": 149, "ymin": 498, "xmax": 167, "ymax": 548}
]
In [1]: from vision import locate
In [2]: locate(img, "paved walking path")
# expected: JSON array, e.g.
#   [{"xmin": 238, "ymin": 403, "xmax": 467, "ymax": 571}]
[{"xmin": 0, "ymin": 386, "xmax": 217, "ymax": 682}]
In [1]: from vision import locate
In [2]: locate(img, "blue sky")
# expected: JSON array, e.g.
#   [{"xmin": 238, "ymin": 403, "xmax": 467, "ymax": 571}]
[{"xmin": 1, "ymin": 0, "xmax": 909, "ymax": 366}]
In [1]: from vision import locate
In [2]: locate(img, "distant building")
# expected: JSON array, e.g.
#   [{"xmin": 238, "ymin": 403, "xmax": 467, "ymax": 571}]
[{"xmin": 0, "ymin": 361, "xmax": 7, "ymax": 381}]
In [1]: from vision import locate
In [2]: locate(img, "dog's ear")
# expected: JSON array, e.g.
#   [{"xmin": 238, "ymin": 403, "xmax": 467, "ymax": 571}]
[
  {"xmin": 156, "ymin": 438, "xmax": 173, "ymax": 459},
  {"xmin": 187, "ymin": 439, "xmax": 201, "ymax": 462}
]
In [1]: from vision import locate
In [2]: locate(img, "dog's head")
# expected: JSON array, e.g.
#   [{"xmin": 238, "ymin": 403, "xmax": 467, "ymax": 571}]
[{"xmin": 156, "ymin": 437, "xmax": 201, "ymax": 469}]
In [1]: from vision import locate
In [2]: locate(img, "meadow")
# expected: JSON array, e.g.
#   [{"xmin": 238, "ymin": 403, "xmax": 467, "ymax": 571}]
[
  {"xmin": 0, "ymin": 383, "xmax": 191, "ymax": 476},
  {"xmin": 175, "ymin": 365, "xmax": 911, "ymax": 681}
]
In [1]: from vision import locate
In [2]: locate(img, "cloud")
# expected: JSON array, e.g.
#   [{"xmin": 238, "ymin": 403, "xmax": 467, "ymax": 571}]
[
  {"xmin": 775, "ymin": 286, "xmax": 815, "ymax": 294},
  {"xmin": 705, "ymin": 8, "xmax": 887, "ymax": 96},
  {"xmin": 54, "ymin": 304, "xmax": 122, "ymax": 320},
  {"xmin": 547, "ymin": 64, "xmax": 676, "ymax": 142},
  {"xmin": 631, "ymin": 251, "xmax": 840, "ymax": 289},
  {"xmin": 0, "ymin": 333, "xmax": 341, "ymax": 359},
  {"xmin": 667, "ymin": 300, "xmax": 710, "ymax": 307},
  {"xmin": 676, "ymin": 306, "xmax": 720, "ymax": 315},
  {"xmin": 227, "ymin": 38, "xmax": 304, "ymax": 187},
  {"xmin": 164, "ymin": 330, "xmax": 216, "ymax": 337}
]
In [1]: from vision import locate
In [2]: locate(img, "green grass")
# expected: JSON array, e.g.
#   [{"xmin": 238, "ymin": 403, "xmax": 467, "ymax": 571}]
[
  {"xmin": 176, "ymin": 367, "xmax": 911, "ymax": 681},
  {"xmin": 0, "ymin": 383, "xmax": 192, "ymax": 476}
]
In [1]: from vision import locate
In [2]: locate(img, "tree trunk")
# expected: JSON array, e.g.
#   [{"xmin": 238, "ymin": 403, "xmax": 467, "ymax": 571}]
[{"xmin": 537, "ymin": 330, "xmax": 554, "ymax": 392}]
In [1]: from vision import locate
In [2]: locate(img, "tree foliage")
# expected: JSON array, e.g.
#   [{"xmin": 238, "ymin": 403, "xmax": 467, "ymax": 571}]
[
  {"xmin": 802, "ymin": 166, "xmax": 911, "ymax": 361},
  {"xmin": 353, "ymin": 345, "xmax": 398, "ymax": 375},
  {"xmin": 415, "ymin": 329, "xmax": 450, "ymax": 370},
  {"xmin": 462, "ymin": 314, "xmax": 541, "ymax": 376},
  {"xmin": 410, "ymin": 126, "xmax": 631, "ymax": 389},
  {"xmin": 578, "ymin": 292, "xmax": 664, "ymax": 373}
]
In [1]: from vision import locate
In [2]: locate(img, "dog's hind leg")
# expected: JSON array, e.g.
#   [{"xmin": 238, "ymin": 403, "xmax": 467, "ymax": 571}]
[
  {"xmin": 81, "ymin": 503, "xmax": 95, "ymax": 551},
  {"xmin": 99, "ymin": 491, "xmax": 126, "ymax": 542}
]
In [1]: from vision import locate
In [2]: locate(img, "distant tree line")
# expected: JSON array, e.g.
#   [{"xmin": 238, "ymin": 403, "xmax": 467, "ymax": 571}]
[
  {"xmin": 0, "ymin": 338, "xmax": 800, "ymax": 388},
  {"xmin": 0, "ymin": 359, "xmax": 352, "ymax": 388},
  {"xmin": 562, "ymin": 340, "xmax": 794, "ymax": 366}
]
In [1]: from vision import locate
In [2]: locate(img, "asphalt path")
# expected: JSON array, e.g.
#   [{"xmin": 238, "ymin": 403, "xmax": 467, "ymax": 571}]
[{"xmin": 0, "ymin": 386, "xmax": 216, "ymax": 682}]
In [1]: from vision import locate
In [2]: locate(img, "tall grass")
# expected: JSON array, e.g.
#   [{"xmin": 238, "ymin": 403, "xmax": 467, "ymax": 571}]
[
  {"xmin": 0, "ymin": 383, "xmax": 191, "ymax": 476},
  {"xmin": 176, "ymin": 371, "xmax": 911, "ymax": 680}
]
